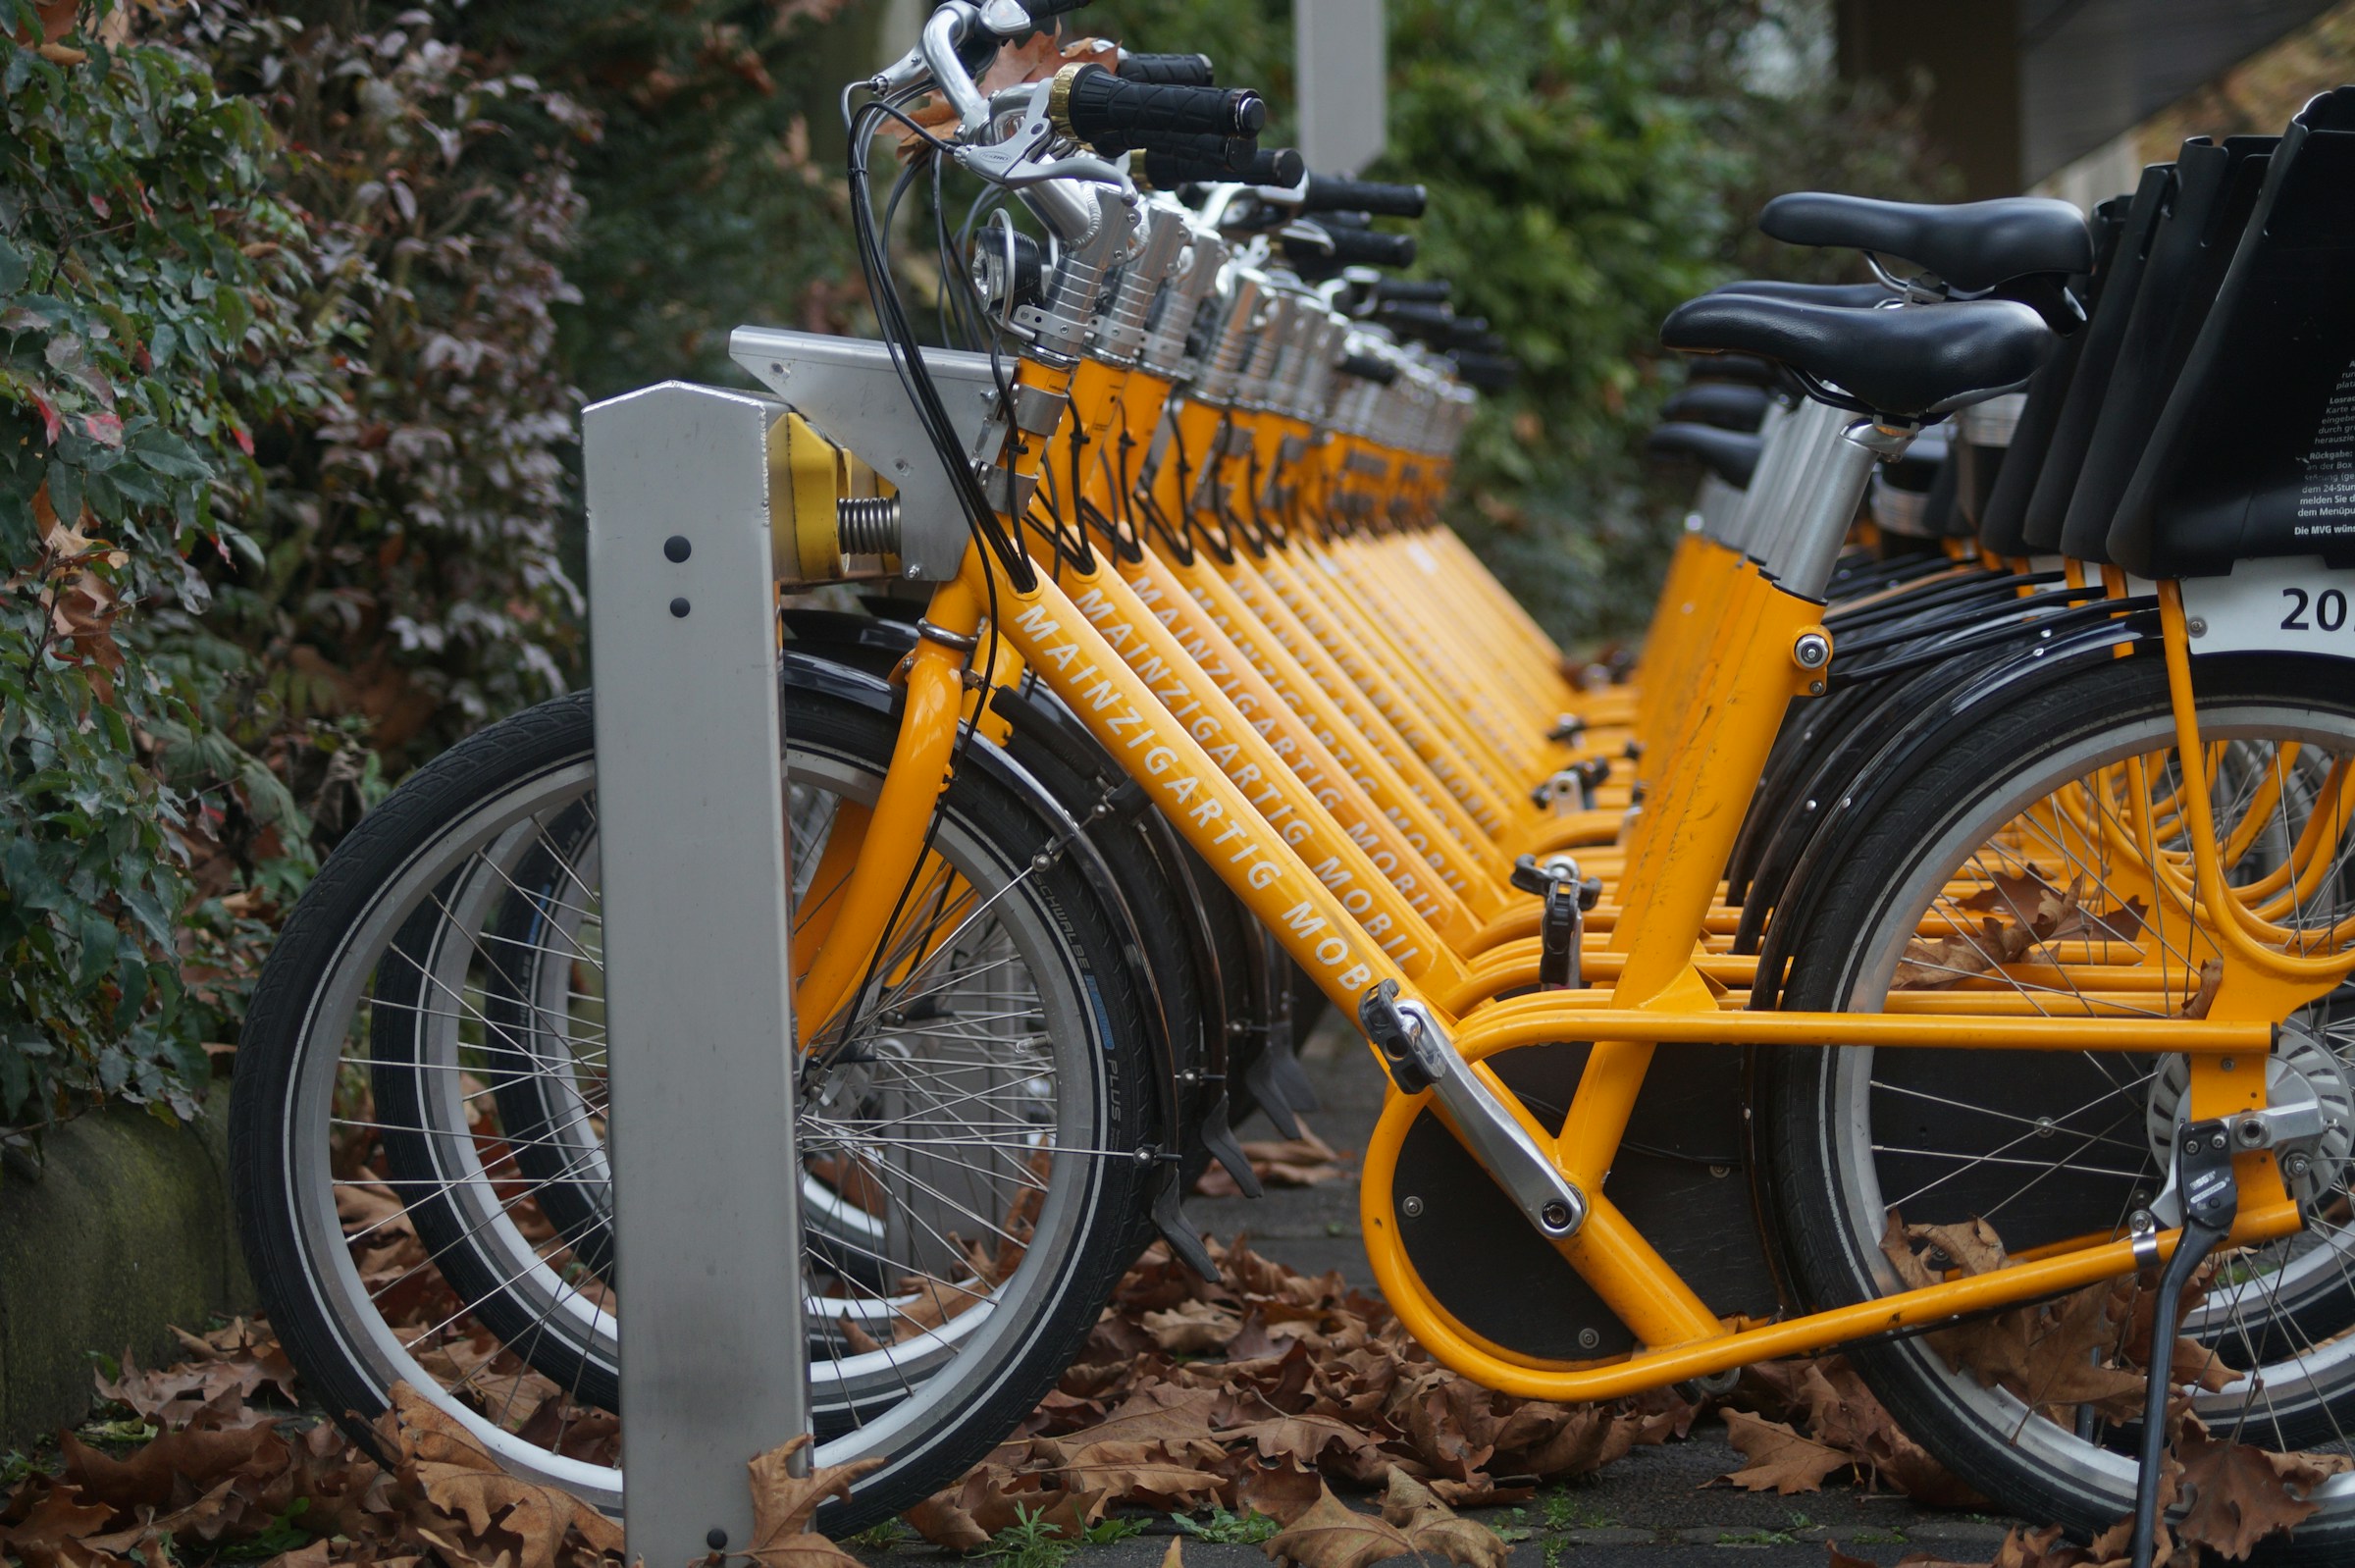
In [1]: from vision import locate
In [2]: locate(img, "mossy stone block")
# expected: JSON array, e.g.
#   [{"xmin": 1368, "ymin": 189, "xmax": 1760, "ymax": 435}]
[{"xmin": 0, "ymin": 1102, "xmax": 250, "ymax": 1446}]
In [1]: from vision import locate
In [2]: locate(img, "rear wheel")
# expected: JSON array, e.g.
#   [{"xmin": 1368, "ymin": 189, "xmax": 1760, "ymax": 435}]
[
  {"xmin": 1766, "ymin": 653, "xmax": 2355, "ymax": 1555},
  {"xmin": 233, "ymin": 683, "xmax": 1153, "ymax": 1528}
]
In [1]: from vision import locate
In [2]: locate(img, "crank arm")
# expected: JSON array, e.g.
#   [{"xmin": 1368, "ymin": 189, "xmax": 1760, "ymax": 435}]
[{"xmin": 1359, "ymin": 980, "xmax": 1588, "ymax": 1239}]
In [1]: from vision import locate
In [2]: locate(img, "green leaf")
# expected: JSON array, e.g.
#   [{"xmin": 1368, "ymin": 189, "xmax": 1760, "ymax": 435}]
[
  {"xmin": 0, "ymin": 233, "xmax": 26, "ymax": 296},
  {"xmin": 128, "ymin": 428, "xmax": 209, "ymax": 482}
]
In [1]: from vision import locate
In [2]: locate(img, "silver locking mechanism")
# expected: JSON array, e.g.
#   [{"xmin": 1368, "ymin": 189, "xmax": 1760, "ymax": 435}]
[
  {"xmin": 2148, "ymin": 1084, "xmax": 2330, "ymax": 1228},
  {"xmin": 1359, "ymin": 980, "xmax": 1589, "ymax": 1239}
]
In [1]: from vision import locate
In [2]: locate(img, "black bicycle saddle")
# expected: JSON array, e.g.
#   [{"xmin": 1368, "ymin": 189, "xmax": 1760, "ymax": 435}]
[
  {"xmin": 1660, "ymin": 381, "xmax": 1771, "ymax": 431},
  {"xmin": 1646, "ymin": 423, "xmax": 1762, "ymax": 487},
  {"xmin": 1659, "ymin": 295, "xmax": 2055, "ymax": 421},
  {"xmin": 1759, "ymin": 194, "xmax": 2093, "ymax": 292},
  {"xmin": 1716, "ymin": 278, "xmax": 1896, "ymax": 309}
]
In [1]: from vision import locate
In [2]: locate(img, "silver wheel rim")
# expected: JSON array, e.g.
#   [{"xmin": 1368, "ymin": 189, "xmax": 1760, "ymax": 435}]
[
  {"xmin": 274, "ymin": 736, "xmax": 1112, "ymax": 1510},
  {"xmin": 1826, "ymin": 701, "xmax": 2355, "ymax": 1508}
]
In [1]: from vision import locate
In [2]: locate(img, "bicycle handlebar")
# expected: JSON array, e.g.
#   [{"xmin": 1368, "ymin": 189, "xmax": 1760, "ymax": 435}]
[
  {"xmin": 1374, "ymin": 278, "xmax": 1450, "ymax": 304},
  {"xmin": 1301, "ymin": 174, "xmax": 1428, "ymax": 218},
  {"xmin": 1142, "ymin": 144, "xmax": 1305, "ymax": 188},
  {"xmin": 1117, "ymin": 51, "xmax": 1215, "ymax": 85},
  {"xmin": 1059, "ymin": 67, "xmax": 1266, "ymax": 151},
  {"xmin": 1284, "ymin": 227, "xmax": 1417, "ymax": 269}
]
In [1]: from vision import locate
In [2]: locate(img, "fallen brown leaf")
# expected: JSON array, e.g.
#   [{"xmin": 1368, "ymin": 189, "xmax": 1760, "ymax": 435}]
[
  {"xmin": 2173, "ymin": 1418, "xmax": 2342, "ymax": 1559},
  {"xmin": 1720, "ymin": 1410, "xmax": 1853, "ymax": 1494},
  {"xmin": 1377, "ymin": 1471, "xmax": 1506, "ymax": 1568},
  {"xmin": 746, "ymin": 1434, "xmax": 883, "ymax": 1568},
  {"xmin": 1263, "ymin": 1484, "xmax": 1417, "ymax": 1568}
]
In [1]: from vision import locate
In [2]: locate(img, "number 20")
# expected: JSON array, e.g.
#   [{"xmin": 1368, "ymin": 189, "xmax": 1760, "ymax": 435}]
[{"xmin": 2282, "ymin": 587, "xmax": 2350, "ymax": 633}]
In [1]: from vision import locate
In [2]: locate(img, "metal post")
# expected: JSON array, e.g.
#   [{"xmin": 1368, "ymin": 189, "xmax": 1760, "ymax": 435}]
[
  {"xmin": 585, "ymin": 382, "xmax": 810, "ymax": 1564},
  {"xmin": 1295, "ymin": 0, "xmax": 1387, "ymax": 176}
]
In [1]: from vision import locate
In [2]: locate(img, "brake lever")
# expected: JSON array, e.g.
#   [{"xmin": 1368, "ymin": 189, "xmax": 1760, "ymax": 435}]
[
  {"xmin": 976, "ymin": 0, "xmax": 1032, "ymax": 34},
  {"xmin": 955, "ymin": 83, "xmax": 1132, "ymax": 199}
]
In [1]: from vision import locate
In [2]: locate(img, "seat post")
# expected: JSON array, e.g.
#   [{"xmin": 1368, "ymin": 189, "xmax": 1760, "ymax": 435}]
[
  {"xmin": 1762, "ymin": 418, "xmax": 1914, "ymax": 600},
  {"xmin": 1743, "ymin": 400, "xmax": 1845, "ymax": 572}
]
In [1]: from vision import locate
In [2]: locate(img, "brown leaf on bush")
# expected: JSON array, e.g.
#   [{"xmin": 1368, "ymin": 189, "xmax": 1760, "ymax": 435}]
[
  {"xmin": 1720, "ymin": 1411, "xmax": 1852, "ymax": 1494},
  {"xmin": 747, "ymin": 1434, "xmax": 884, "ymax": 1568}
]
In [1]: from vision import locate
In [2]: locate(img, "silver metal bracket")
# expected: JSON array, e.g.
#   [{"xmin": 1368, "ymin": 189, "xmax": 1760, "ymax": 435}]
[
  {"xmin": 1000, "ymin": 381, "xmax": 1069, "ymax": 438},
  {"xmin": 728, "ymin": 325, "xmax": 1003, "ymax": 581},
  {"xmin": 1358, "ymin": 982, "xmax": 1588, "ymax": 1238},
  {"xmin": 2150, "ymin": 1089, "xmax": 2326, "ymax": 1227},
  {"xmin": 980, "ymin": 463, "xmax": 1039, "ymax": 519}
]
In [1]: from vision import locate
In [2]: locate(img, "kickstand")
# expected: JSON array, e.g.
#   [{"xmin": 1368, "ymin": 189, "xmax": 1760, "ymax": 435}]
[{"xmin": 2129, "ymin": 1117, "xmax": 2239, "ymax": 1568}]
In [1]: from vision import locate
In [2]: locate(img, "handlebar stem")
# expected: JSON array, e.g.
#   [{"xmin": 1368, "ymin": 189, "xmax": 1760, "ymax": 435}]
[
  {"xmin": 1025, "ymin": 185, "xmax": 1134, "ymax": 364},
  {"xmin": 1092, "ymin": 205, "xmax": 1193, "ymax": 366},
  {"xmin": 1139, "ymin": 219, "xmax": 1227, "ymax": 379},
  {"xmin": 1192, "ymin": 268, "xmax": 1267, "ymax": 405}
]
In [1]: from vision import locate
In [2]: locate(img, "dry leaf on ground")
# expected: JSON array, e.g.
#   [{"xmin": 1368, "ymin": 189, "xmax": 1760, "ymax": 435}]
[
  {"xmin": 746, "ymin": 1434, "xmax": 885, "ymax": 1568},
  {"xmin": 1263, "ymin": 1484, "xmax": 1418, "ymax": 1568},
  {"xmin": 899, "ymin": 1234, "xmax": 1695, "ymax": 1543},
  {"xmin": 1720, "ymin": 1410, "xmax": 1854, "ymax": 1494},
  {"xmin": 1193, "ymin": 1124, "xmax": 1356, "ymax": 1196}
]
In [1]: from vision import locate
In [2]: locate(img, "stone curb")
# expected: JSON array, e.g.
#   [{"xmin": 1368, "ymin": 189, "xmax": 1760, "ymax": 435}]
[{"xmin": 0, "ymin": 1100, "xmax": 252, "ymax": 1446}]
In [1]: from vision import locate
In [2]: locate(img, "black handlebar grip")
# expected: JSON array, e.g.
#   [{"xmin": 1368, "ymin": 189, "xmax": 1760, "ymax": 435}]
[
  {"xmin": 1282, "ymin": 227, "xmax": 1416, "ymax": 269},
  {"xmin": 1140, "ymin": 143, "xmax": 1303, "ymax": 188},
  {"xmin": 1301, "ymin": 174, "xmax": 1428, "ymax": 218},
  {"xmin": 1130, "ymin": 131, "xmax": 1257, "ymax": 175},
  {"xmin": 1020, "ymin": 0, "xmax": 1093, "ymax": 21},
  {"xmin": 1336, "ymin": 352, "xmax": 1400, "ymax": 385},
  {"xmin": 1062, "ymin": 67, "xmax": 1265, "ymax": 152},
  {"xmin": 1375, "ymin": 299, "xmax": 1457, "ymax": 340},
  {"xmin": 1374, "ymin": 278, "xmax": 1451, "ymax": 304},
  {"xmin": 1449, "ymin": 349, "xmax": 1517, "ymax": 392},
  {"xmin": 1117, "ymin": 51, "xmax": 1215, "ymax": 85}
]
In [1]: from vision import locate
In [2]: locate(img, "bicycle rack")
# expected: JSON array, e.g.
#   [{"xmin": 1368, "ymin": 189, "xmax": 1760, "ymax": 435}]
[{"xmin": 584, "ymin": 381, "xmax": 811, "ymax": 1564}]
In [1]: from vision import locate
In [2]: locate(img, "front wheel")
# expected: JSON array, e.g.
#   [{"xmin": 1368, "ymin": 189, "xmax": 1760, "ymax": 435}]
[
  {"xmin": 231, "ymin": 682, "xmax": 1153, "ymax": 1529},
  {"xmin": 1765, "ymin": 653, "xmax": 2355, "ymax": 1557}
]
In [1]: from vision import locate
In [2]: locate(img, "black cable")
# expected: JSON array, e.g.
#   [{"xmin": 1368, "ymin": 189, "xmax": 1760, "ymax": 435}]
[
  {"xmin": 817, "ymin": 95, "xmax": 1020, "ymax": 1066},
  {"xmin": 848, "ymin": 98, "xmax": 1035, "ymax": 591}
]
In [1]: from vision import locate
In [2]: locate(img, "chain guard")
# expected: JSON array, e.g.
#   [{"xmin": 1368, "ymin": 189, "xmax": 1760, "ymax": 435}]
[{"xmin": 1386, "ymin": 1040, "xmax": 1780, "ymax": 1363}]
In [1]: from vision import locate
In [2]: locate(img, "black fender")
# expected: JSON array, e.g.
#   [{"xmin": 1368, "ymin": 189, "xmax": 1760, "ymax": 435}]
[
  {"xmin": 785, "ymin": 607, "xmax": 1256, "ymax": 1115},
  {"xmin": 1748, "ymin": 601, "xmax": 2162, "ymax": 1012},
  {"xmin": 1733, "ymin": 588, "xmax": 2126, "ymax": 941}
]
